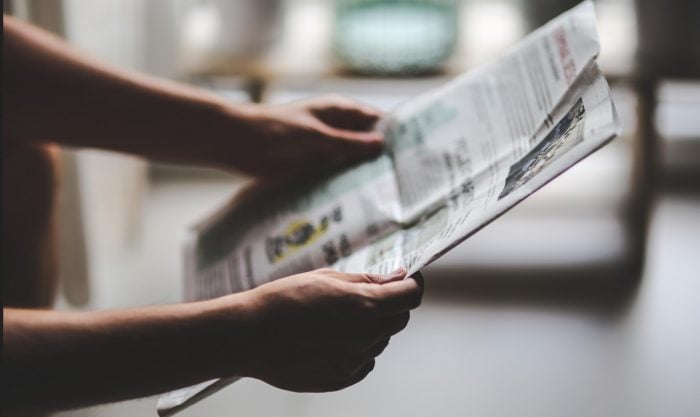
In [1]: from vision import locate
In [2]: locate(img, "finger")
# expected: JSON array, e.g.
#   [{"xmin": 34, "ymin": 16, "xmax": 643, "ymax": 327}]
[
  {"xmin": 311, "ymin": 96, "xmax": 383, "ymax": 130},
  {"xmin": 335, "ymin": 268, "xmax": 407, "ymax": 284},
  {"xmin": 321, "ymin": 358, "xmax": 376, "ymax": 392},
  {"xmin": 324, "ymin": 96, "xmax": 384, "ymax": 120},
  {"xmin": 370, "ymin": 312, "xmax": 410, "ymax": 341},
  {"xmin": 348, "ymin": 359, "xmax": 376, "ymax": 385},
  {"xmin": 364, "ymin": 338, "xmax": 391, "ymax": 358},
  {"xmin": 377, "ymin": 267, "xmax": 409, "ymax": 284},
  {"xmin": 306, "ymin": 126, "xmax": 383, "ymax": 165},
  {"xmin": 315, "ymin": 107, "xmax": 382, "ymax": 130},
  {"xmin": 344, "ymin": 314, "xmax": 409, "ymax": 352},
  {"xmin": 368, "ymin": 276, "xmax": 423, "ymax": 315},
  {"xmin": 410, "ymin": 270, "xmax": 425, "ymax": 290},
  {"xmin": 316, "ymin": 124, "xmax": 384, "ymax": 148}
]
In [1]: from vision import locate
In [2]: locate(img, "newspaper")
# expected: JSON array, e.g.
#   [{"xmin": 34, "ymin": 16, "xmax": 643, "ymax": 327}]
[{"xmin": 158, "ymin": 2, "xmax": 619, "ymax": 415}]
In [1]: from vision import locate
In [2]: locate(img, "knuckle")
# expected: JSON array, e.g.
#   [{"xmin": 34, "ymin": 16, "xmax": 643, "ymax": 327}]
[
  {"xmin": 360, "ymin": 297, "xmax": 378, "ymax": 312},
  {"xmin": 408, "ymin": 287, "xmax": 423, "ymax": 308},
  {"xmin": 371, "ymin": 339, "xmax": 390, "ymax": 357},
  {"xmin": 325, "ymin": 93, "xmax": 347, "ymax": 104},
  {"xmin": 358, "ymin": 273, "xmax": 376, "ymax": 283},
  {"xmin": 359, "ymin": 359, "xmax": 376, "ymax": 379},
  {"xmin": 386, "ymin": 315, "xmax": 409, "ymax": 335},
  {"xmin": 357, "ymin": 286, "xmax": 380, "ymax": 311},
  {"xmin": 398, "ymin": 311, "xmax": 410, "ymax": 329},
  {"xmin": 298, "ymin": 274, "xmax": 321, "ymax": 289},
  {"xmin": 411, "ymin": 293, "xmax": 423, "ymax": 309},
  {"xmin": 316, "ymin": 267, "xmax": 335, "ymax": 275}
]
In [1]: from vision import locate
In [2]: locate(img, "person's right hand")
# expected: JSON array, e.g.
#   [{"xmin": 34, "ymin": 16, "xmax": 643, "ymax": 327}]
[
  {"xmin": 220, "ymin": 95, "xmax": 385, "ymax": 178},
  {"xmin": 232, "ymin": 267, "xmax": 423, "ymax": 392}
]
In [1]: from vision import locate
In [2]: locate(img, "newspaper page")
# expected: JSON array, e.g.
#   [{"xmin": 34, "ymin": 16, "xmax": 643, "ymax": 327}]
[{"xmin": 159, "ymin": 2, "xmax": 620, "ymax": 414}]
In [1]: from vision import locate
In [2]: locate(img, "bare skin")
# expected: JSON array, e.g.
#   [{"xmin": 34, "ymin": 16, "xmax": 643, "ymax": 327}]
[
  {"xmin": 3, "ymin": 141, "xmax": 60, "ymax": 308},
  {"xmin": 4, "ymin": 269, "xmax": 423, "ymax": 413},
  {"xmin": 3, "ymin": 15, "xmax": 423, "ymax": 415},
  {"xmin": 3, "ymin": 16, "xmax": 383, "ymax": 176}
]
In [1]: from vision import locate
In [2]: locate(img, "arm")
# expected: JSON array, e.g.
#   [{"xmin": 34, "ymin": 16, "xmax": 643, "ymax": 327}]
[
  {"xmin": 3, "ymin": 15, "xmax": 383, "ymax": 176},
  {"xmin": 3, "ymin": 268, "xmax": 423, "ymax": 413},
  {"xmin": 3, "ymin": 298, "xmax": 250, "ymax": 411}
]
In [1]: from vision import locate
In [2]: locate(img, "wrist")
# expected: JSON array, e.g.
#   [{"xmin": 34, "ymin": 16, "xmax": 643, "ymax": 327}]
[
  {"xmin": 206, "ymin": 102, "xmax": 265, "ymax": 171},
  {"xmin": 194, "ymin": 291, "xmax": 262, "ymax": 378}
]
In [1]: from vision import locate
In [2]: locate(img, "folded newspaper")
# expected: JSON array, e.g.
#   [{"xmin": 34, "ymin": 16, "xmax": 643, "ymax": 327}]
[{"xmin": 158, "ymin": 2, "xmax": 620, "ymax": 415}]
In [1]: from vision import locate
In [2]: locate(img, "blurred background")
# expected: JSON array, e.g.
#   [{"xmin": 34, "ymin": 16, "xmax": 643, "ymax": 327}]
[{"xmin": 4, "ymin": 0, "xmax": 699, "ymax": 416}]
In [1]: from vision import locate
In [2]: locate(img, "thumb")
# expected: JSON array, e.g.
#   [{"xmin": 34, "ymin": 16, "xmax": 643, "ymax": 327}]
[
  {"xmin": 311, "ymin": 97, "xmax": 384, "ymax": 131},
  {"xmin": 338, "ymin": 268, "xmax": 407, "ymax": 284},
  {"xmin": 315, "ymin": 124, "xmax": 384, "ymax": 151}
]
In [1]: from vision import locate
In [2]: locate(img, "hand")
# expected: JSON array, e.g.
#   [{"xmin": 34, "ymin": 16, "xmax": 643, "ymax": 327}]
[
  {"xmin": 234, "ymin": 267, "xmax": 423, "ymax": 392},
  {"xmin": 229, "ymin": 95, "xmax": 384, "ymax": 177}
]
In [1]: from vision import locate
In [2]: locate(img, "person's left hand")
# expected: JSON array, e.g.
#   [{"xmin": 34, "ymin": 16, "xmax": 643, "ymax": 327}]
[{"xmin": 224, "ymin": 95, "xmax": 384, "ymax": 177}]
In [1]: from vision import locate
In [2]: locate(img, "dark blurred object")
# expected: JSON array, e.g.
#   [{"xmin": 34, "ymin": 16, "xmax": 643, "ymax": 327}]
[
  {"xmin": 656, "ymin": 81, "xmax": 700, "ymax": 191},
  {"xmin": 334, "ymin": 0, "xmax": 458, "ymax": 75},
  {"xmin": 636, "ymin": 0, "xmax": 700, "ymax": 78},
  {"xmin": 522, "ymin": 0, "xmax": 580, "ymax": 30},
  {"xmin": 634, "ymin": 1, "xmax": 700, "ymax": 199}
]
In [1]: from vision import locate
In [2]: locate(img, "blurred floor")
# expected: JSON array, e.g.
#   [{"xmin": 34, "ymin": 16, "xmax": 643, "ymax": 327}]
[{"xmin": 54, "ymin": 179, "xmax": 700, "ymax": 417}]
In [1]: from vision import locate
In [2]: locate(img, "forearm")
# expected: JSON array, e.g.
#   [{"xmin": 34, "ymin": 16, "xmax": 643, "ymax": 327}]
[
  {"xmin": 3, "ymin": 295, "xmax": 254, "ymax": 413},
  {"xmin": 3, "ymin": 15, "xmax": 255, "ymax": 167}
]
